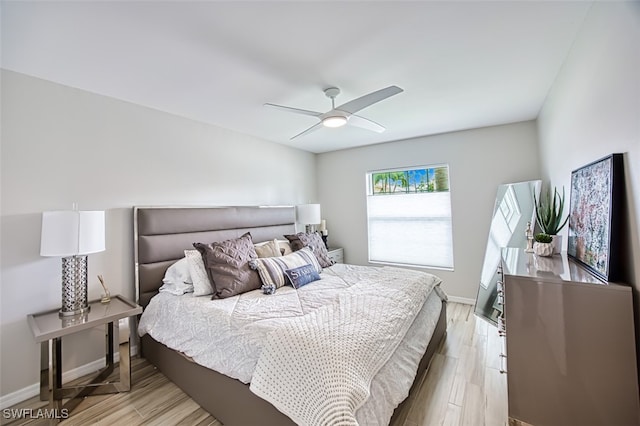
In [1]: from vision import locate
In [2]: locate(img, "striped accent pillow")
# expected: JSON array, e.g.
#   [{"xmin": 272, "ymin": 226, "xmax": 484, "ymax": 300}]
[{"xmin": 250, "ymin": 247, "xmax": 322, "ymax": 289}]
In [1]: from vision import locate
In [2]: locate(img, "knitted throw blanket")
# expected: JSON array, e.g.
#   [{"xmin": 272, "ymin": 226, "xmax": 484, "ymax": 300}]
[{"xmin": 250, "ymin": 267, "xmax": 437, "ymax": 426}]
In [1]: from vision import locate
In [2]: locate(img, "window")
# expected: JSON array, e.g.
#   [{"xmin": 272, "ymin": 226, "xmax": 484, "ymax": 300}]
[{"xmin": 366, "ymin": 165, "xmax": 454, "ymax": 269}]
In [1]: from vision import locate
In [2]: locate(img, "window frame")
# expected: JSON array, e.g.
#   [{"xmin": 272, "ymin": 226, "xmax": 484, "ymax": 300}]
[{"xmin": 365, "ymin": 164, "xmax": 455, "ymax": 271}]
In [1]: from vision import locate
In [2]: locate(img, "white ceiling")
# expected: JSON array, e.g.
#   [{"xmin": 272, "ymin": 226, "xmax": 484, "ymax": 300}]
[{"xmin": 1, "ymin": 1, "xmax": 592, "ymax": 153}]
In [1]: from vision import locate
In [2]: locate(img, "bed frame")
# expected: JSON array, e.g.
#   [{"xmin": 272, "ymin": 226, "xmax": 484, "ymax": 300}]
[{"xmin": 134, "ymin": 206, "xmax": 447, "ymax": 426}]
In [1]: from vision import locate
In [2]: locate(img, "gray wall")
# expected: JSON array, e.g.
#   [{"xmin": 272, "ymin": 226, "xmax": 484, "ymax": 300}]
[
  {"xmin": 0, "ymin": 70, "xmax": 316, "ymax": 399},
  {"xmin": 316, "ymin": 121, "xmax": 541, "ymax": 301},
  {"xmin": 537, "ymin": 1, "xmax": 640, "ymax": 372}
]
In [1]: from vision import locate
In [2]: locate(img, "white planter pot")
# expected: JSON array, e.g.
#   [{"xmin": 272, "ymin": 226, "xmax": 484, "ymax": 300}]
[
  {"xmin": 533, "ymin": 242, "xmax": 554, "ymax": 257},
  {"xmin": 550, "ymin": 234, "xmax": 562, "ymax": 254}
]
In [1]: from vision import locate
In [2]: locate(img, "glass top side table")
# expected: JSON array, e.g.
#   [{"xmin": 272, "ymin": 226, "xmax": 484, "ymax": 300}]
[{"xmin": 27, "ymin": 295, "xmax": 142, "ymax": 421}]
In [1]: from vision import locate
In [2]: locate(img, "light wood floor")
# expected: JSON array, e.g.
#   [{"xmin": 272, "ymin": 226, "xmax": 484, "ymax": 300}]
[{"xmin": 3, "ymin": 302, "xmax": 507, "ymax": 426}]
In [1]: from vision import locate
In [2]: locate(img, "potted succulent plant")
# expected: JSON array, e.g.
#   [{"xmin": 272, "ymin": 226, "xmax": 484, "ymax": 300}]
[
  {"xmin": 533, "ymin": 233, "xmax": 554, "ymax": 257},
  {"xmin": 534, "ymin": 186, "xmax": 569, "ymax": 254}
]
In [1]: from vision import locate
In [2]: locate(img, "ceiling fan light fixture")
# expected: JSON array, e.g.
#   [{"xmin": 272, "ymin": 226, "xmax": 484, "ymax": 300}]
[
  {"xmin": 322, "ymin": 115, "xmax": 347, "ymax": 128},
  {"xmin": 265, "ymin": 85, "xmax": 402, "ymax": 140}
]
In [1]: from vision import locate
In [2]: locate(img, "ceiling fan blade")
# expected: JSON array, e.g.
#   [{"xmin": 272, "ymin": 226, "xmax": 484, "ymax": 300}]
[
  {"xmin": 348, "ymin": 115, "xmax": 386, "ymax": 133},
  {"xmin": 336, "ymin": 85, "xmax": 403, "ymax": 115},
  {"xmin": 291, "ymin": 122, "xmax": 323, "ymax": 140},
  {"xmin": 264, "ymin": 103, "xmax": 323, "ymax": 117}
]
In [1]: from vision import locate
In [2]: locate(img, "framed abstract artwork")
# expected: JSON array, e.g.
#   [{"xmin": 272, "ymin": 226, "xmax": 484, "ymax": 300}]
[{"xmin": 567, "ymin": 153, "xmax": 624, "ymax": 281}]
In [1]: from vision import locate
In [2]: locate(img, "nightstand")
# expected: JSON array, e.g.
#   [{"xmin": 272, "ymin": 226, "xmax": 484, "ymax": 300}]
[
  {"xmin": 27, "ymin": 295, "xmax": 142, "ymax": 419},
  {"xmin": 327, "ymin": 247, "xmax": 344, "ymax": 264}
]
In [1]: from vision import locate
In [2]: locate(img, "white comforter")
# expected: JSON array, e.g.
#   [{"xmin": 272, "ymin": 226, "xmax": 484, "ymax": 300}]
[{"xmin": 138, "ymin": 263, "xmax": 445, "ymax": 425}]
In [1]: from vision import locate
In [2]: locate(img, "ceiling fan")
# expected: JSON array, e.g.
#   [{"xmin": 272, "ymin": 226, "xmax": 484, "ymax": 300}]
[{"xmin": 264, "ymin": 85, "xmax": 403, "ymax": 140}]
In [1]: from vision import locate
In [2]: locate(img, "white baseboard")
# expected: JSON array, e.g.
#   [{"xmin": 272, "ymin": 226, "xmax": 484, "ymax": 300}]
[
  {"xmin": 0, "ymin": 345, "xmax": 137, "ymax": 410},
  {"xmin": 447, "ymin": 296, "xmax": 476, "ymax": 305}
]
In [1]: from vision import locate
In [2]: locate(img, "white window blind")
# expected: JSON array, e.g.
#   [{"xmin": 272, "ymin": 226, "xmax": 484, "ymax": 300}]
[{"xmin": 366, "ymin": 165, "xmax": 454, "ymax": 269}]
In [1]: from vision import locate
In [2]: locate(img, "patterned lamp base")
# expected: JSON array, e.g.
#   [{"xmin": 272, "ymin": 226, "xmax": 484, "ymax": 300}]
[{"xmin": 60, "ymin": 256, "xmax": 91, "ymax": 317}]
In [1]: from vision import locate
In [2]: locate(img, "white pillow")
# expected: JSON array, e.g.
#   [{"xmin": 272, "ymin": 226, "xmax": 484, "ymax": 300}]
[
  {"xmin": 184, "ymin": 249, "xmax": 214, "ymax": 296},
  {"xmin": 159, "ymin": 257, "xmax": 194, "ymax": 295},
  {"xmin": 254, "ymin": 239, "xmax": 281, "ymax": 258},
  {"xmin": 276, "ymin": 240, "xmax": 293, "ymax": 256}
]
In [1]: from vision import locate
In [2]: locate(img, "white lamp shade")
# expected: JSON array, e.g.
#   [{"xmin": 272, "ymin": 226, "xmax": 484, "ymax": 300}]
[
  {"xmin": 40, "ymin": 210, "xmax": 105, "ymax": 256},
  {"xmin": 296, "ymin": 204, "xmax": 321, "ymax": 225}
]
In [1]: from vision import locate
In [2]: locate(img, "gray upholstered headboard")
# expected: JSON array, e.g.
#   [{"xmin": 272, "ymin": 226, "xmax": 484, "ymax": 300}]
[{"xmin": 134, "ymin": 206, "xmax": 296, "ymax": 308}]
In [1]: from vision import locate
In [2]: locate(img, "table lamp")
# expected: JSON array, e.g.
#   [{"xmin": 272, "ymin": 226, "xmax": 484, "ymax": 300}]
[
  {"xmin": 296, "ymin": 204, "xmax": 321, "ymax": 233},
  {"xmin": 40, "ymin": 210, "xmax": 105, "ymax": 317}
]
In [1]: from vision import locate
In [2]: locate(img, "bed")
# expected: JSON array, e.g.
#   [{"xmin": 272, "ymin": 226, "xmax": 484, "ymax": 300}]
[{"xmin": 134, "ymin": 206, "xmax": 447, "ymax": 426}]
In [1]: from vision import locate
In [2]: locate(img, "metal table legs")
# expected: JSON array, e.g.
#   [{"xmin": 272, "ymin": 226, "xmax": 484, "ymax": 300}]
[{"xmin": 39, "ymin": 319, "xmax": 132, "ymax": 420}]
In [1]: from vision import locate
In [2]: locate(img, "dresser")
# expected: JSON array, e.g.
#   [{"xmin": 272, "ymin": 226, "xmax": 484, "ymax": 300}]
[{"xmin": 499, "ymin": 248, "xmax": 640, "ymax": 426}]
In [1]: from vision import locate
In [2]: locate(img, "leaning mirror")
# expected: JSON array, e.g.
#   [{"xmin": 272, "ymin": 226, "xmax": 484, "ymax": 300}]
[{"xmin": 474, "ymin": 180, "xmax": 541, "ymax": 326}]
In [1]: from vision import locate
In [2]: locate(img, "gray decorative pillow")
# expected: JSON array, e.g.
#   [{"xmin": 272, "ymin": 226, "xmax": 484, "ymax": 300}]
[
  {"xmin": 283, "ymin": 234, "xmax": 305, "ymax": 252},
  {"xmin": 193, "ymin": 232, "xmax": 261, "ymax": 299},
  {"xmin": 285, "ymin": 232, "xmax": 334, "ymax": 268}
]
